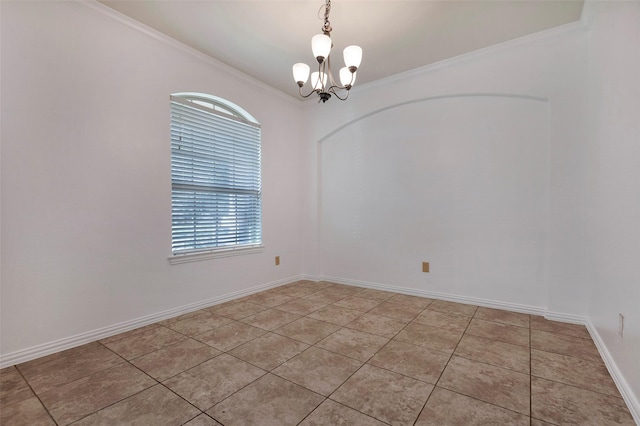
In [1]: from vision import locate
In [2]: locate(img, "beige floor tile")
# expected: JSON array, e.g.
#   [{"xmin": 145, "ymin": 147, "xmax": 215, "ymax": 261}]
[
  {"xmin": 531, "ymin": 329, "xmax": 602, "ymax": 363},
  {"xmin": 531, "ymin": 349, "xmax": 619, "ymax": 397},
  {"xmin": 530, "ymin": 418, "xmax": 555, "ymax": 426},
  {"xmin": 1, "ymin": 366, "xmax": 35, "ymax": 406},
  {"xmin": 184, "ymin": 414, "xmax": 223, "ymax": 426},
  {"xmin": 368, "ymin": 339, "xmax": 450, "ymax": 384},
  {"xmin": 299, "ymin": 399, "xmax": 388, "ymax": 426},
  {"xmin": 274, "ymin": 298, "xmax": 328, "ymax": 316},
  {"xmin": 413, "ymin": 310, "xmax": 471, "ymax": 333},
  {"xmin": 394, "ymin": 322, "xmax": 463, "ymax": 354},
  {"xmin": 455, "ymin": 334, "xmax": 530, "ymax": 374},
  {"xmin": 466, "ymin": 318, "xmax": 530, "ymax": 347},
  {"xmin": 531, "ymin": 377, "xmax": 635, "ymax": 425},
  {"xmin": 274, "ymin": 317, "xmax": 340, "ymax": 344},
  {"xmin": 98, "ymin": 324, "xmax": 161, "ymax": 345},
  {"xmin": 194, "ymin": 321, "xmax": 266, "ymax": 351},
  {"xmin": 165, "ymin": 311, "xmax": 232, "ymax": 336},
  {"xmin": 368, "ymin": 301, "xmax": 423, "ymax": 322},
  {"xmin": 130, "ymin": 338, "xmax": 221, "ymax": 381},
  {"xmin": 163, "ymin": 353, "xmax": 265, "ymax": 410},
  {"xmin": 272, "ymin": 347, "xmax": 362, "ymax": 396},
  {"xmin": 5, "ymin": 286, "xmax": 634, "ymax": 426},
  {"xmin": 207, "ymin": 299, "xmax": 243, "ymax": 312},
  {"xmin": 307, "ymin": 304, "xmax": 365, "ymax": 326},
  {"xmin": 415, "ymin": 387, "xmax": 530, "ymax": 426},
  {"xmin": 102, "ymin": 326, "xmax": 185, "ymax": 360},
  {"xmin": 302, "ymin": 290, "xmax": 348, "ymax": 304},
  {"xmin": 0, "ymin": 396, "xmax": 56, "ymax": 426},
  {"xmin": 325, "ymin": 284, "xmax": 363, "ymax": 296},
  {"xmin": 240, "ymin": 308, "xmax": 301, "ymax": 331},
  {"xmin": 207, "ymin": 374, "xmax": 324, "ymax": 426},
  {"xmin": 474, "ymin": 307, "xmax": 530, "ymax": 328},
  {"xmin": 387, "ymin": 293, "xmax": 434, "ymax": 309},
  {"xmin": 16, "ymin": 341, "xmax": 102, "ymax": 369},
  {"xmin": 17, "ymin": 344, "xmax": 125, "ymax": 394},
  {"xmin": 345, "ymin": 312, "xmax": 408, "ymax": 338},
  {"xmin": 316, "ymin": 328, "xmax": 389, "ymax": 362},
  {"xmin": 229, "ymin": 333, "xmax": 309, "ymax": 370},
  {"xmin": 530, "ymin": 316, "xmax": 591, "ymax": 339},
  {"xmin": 354, "ymin": 288, "xmax": 396, "ymax": 302},
  {"xmin": 72, "ymin": 384, "xmax": 199, "ymax": 425},
  {"xmin": 334, "ymin": 296, "xmax": 382, "ymax": 311},
  {"xmin": 438, "ymin": 356, "xmax": 530, "ymax": 415},
  {"xmin": 271, "ymin": 285, "xmax": 320, "ymax": 298},
  {"xmin": 426, "ymin": 300, "xmax": 478, "ymax": 318},
  {"xmin": 158, "ymin": 310, "xmax": 206, "ymax": 326},
  {"xmin": 213, "ymin": 301, "xmax": 267, "ymax": 320},
  {"xmin": 248, "ymin": 292, "xmax": 295, "ymax": 308},
  {"xmin": 296, "ymin": 280, "xmax": 335, "ymax": 291},
  {"xmin": 330, "ymin": 364, "xmax": 433, "ymax": 426},
  {"xmin": 38, "ymin": 363, "xmax": 155, "ymax": 425}
]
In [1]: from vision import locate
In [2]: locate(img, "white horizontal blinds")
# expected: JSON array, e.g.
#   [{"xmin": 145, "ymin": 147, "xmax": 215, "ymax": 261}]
[{"xmin": 170, "ymin": 96, "xmax": 261, "ymax": 254}]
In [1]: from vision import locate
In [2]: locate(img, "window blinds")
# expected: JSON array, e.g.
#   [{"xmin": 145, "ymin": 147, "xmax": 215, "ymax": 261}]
[{"xmin": 170, "ymin": 96, "xmax": 262, "ymax": 254}]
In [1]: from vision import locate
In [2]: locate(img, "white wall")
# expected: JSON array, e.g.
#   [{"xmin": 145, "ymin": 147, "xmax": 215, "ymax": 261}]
[
  {"xmin": 319, "ymin": 95, "xmax": 550, "ymax": 308},
  {"xmin": 1, "ymin": 2, "xmax": 638, "ymax": 414},
  {"xmin": 308, "ymin": 23, "xmax": 590, "ymax": 317},
  {"xmin": 587, "ymin": 0, "xmax": 640, "ymax": 412},
  {"xmin": 0, "ymin": 1, "xmax": 308, "ymax": 359}
]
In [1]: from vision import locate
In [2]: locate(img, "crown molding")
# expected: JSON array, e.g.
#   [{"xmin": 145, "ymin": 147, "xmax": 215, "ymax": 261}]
[
  {"xmin": 357, "ymin": 18, "xmax": 590, "ymax": 95},
  {"xmin": 79, "ymin": 0, "xmax": 299, "ymax": 105}
]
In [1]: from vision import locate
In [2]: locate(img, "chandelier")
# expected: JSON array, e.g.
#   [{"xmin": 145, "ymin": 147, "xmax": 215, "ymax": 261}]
[{"xmin": 292, "ymin": 0, "xmax": 362, "ymax": 103}]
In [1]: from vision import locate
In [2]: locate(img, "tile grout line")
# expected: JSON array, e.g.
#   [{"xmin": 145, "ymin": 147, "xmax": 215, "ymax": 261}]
[
  {"xmin": 12, "ymin": 365, "xmax": 60, "ymax": 426},
  {"xmin": 411, "ymin": 305, "xmax": 478, "ymax": 425},
  {"xmin": 96, "ymin": 341, "xmax": 208, "ymax": 425}
]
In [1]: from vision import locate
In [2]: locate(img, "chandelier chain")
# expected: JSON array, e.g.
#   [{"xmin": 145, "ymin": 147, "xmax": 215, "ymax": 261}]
[{"xmin": 321, "ymin": 0, "xmax": 332, "ymax": 34}]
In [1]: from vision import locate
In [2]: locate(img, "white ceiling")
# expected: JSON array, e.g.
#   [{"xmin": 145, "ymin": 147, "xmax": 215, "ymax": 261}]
[{"xmin": 99, "ymin": 0, "xmax": 584, "ymax": 99}]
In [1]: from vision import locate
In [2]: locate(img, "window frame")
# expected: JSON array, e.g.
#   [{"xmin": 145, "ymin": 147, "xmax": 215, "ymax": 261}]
[{"xmin": 168, "ymin": 94, "xmax": 263, "ymax": 264}]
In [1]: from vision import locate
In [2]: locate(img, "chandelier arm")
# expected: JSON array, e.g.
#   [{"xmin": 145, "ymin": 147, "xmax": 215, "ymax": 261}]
[
  {"xmin": 298, "ymin": 86, "xmax": 320, "ymax": 99},
  {"xmin": 326, "ymin": 54, "xmax": 338, "ymax": 88},
  {"xmin": 328, "ymin": 86, "xmax": 349, "ymax": 101}
]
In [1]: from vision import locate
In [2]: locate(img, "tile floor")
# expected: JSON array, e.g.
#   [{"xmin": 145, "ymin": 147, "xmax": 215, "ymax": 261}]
[{"xmin": 1, "ymin": 281, "xmax": 636, "ymax": 425}]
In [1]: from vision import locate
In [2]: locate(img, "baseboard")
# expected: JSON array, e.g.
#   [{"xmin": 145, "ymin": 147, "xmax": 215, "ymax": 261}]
[
  {"xmin": 587, "ymin": 321, "xmax": 640, "ymax": 424},
  {"xmin": 318, "ymin": 275, "xmax": 547, "ymax": 316},
  {"xmin": 544, "ymin": 310, "xmax": 589, "ymax": 325},
  {"xmin": 0, "ymin": 275, "xmax": 303, "ymax": 369}
]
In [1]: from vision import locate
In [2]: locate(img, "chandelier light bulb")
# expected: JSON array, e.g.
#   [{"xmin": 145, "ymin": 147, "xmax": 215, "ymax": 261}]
[
  {"xmin": 343, "ymin": 45, "xmax": 362, "ymax": 71},
  {"xmin": 311, "ymin": 34, "xmax": 332, "ymax": 63},
  {"xmin": 292, "ymin": 63, "xmax": 310, "ymax": 86},
  {"xmin": 339, "ymin": 67, "xmax": 356, "ymax": 88}
]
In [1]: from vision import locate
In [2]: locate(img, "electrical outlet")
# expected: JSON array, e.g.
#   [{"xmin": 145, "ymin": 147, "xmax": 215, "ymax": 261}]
[
  {"xmin": 619, "ymin": 313, "xmax": 624, "ymax": 337},
  {"xmin": 275, "ymin": 256, "xmax": 280, "ymax": 266},
  {"xmin": 422, "ymin": 261, "xmax": 429, "ymax": 273}
]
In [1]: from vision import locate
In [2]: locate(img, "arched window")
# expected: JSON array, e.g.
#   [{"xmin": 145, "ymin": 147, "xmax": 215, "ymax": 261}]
[{"xmin": 169, "ymin": 93, "xmax": 261, "ymax": 260}]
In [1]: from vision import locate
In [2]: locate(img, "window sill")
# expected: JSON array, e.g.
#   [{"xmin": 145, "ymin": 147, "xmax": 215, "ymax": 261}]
[{"xmin": 168, "ymin": 245, "xmax": 264, "ymax": 265}]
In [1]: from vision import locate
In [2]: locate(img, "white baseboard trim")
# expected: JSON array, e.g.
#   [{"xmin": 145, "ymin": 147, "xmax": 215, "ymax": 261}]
[
  {"xmin": 587, "ymin": 321, "xmax": 640, "ymax": 425},
  {"xmin": 544, "ymin": 310, "xmax": 589, "ymax": 325},
  {"xmin": 318, "ymin": 275, "xmax": 547, "ymax": 316},
  {"xmin": 0, "ymin": 275, "xmax": 303, "ymax": 369}
]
